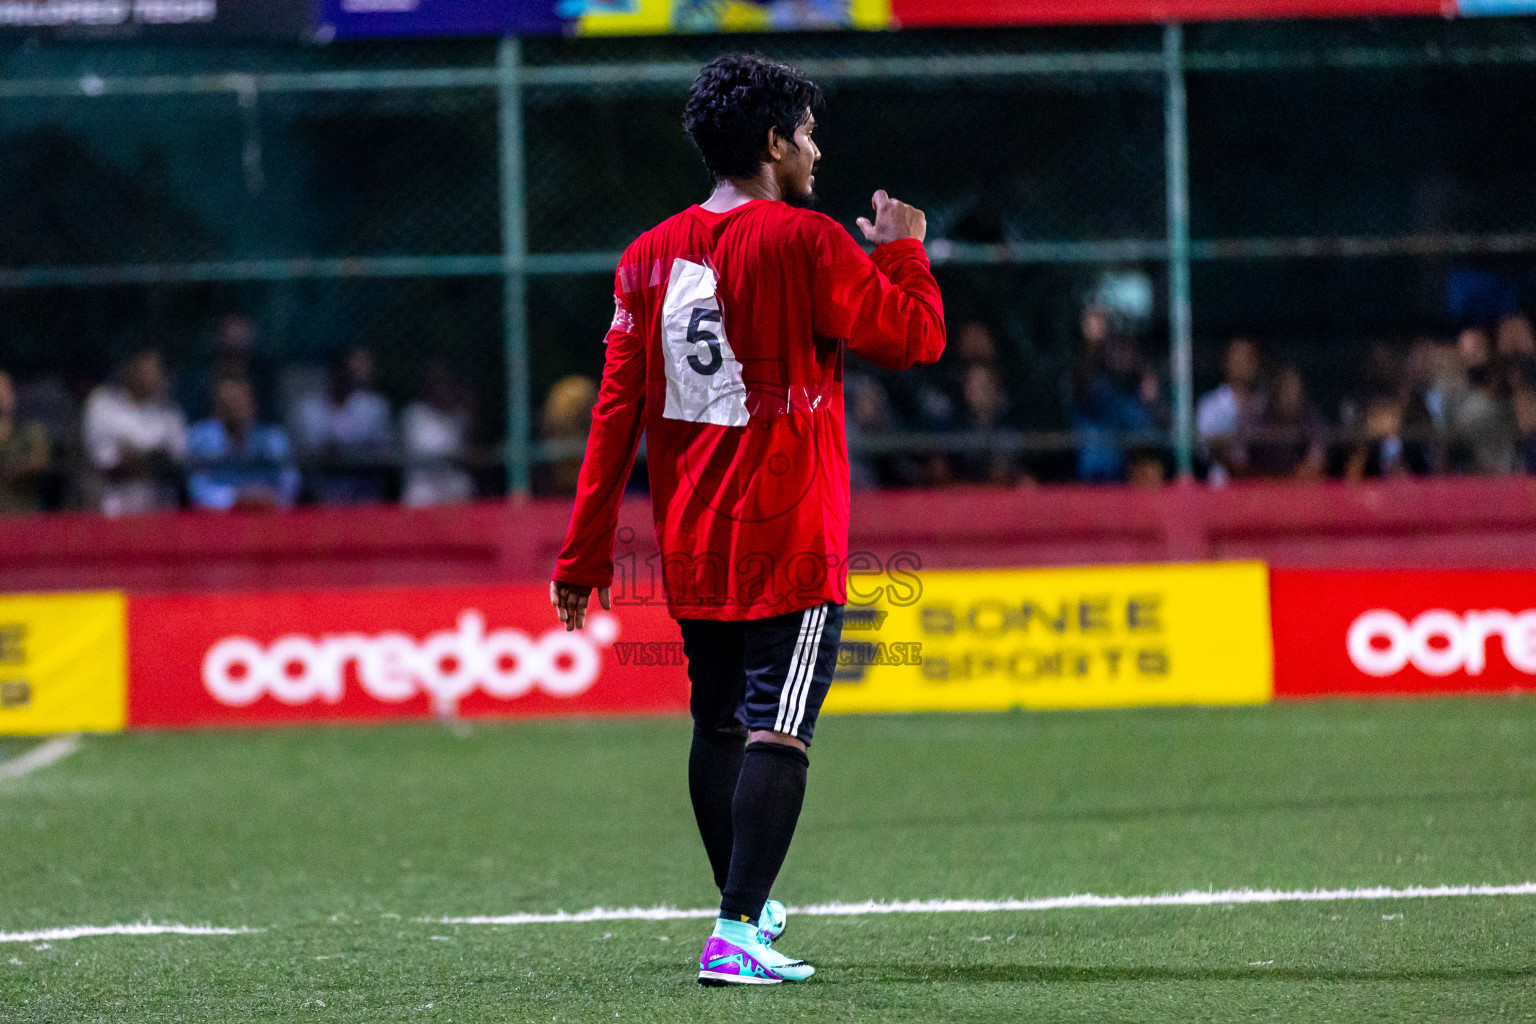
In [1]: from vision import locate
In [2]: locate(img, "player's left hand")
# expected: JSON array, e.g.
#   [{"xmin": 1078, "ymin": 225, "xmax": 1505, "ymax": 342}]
[
  {"xmin": 550, "ymin": 580, "xmax": 611, "ymax": 631},
  {"xmin": 857, "ymin": 189, "xmax": 927, "ymax": 246}
]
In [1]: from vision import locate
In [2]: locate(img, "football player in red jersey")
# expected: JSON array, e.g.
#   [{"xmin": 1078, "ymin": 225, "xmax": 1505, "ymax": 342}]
[{"xmin": 551, "ymin": 53, "xmax": 944, "ymax": 985}]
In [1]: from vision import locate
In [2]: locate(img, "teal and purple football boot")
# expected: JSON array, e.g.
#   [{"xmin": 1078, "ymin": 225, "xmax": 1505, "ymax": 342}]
[
  {"xmin": 697, "ymin": 908, "xmax": 813, "ymax": 986},
  {"xmin": 757, "ymin": 898, "xmax": 787, "ymax": 944}
]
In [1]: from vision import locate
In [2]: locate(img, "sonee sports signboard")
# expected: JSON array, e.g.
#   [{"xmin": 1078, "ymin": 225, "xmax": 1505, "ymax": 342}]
[
  {"xmin": 0, "ymin": 592, "xmax": 126, "ymax": 735},
  {"xmin": 823, "ymin": 561, "xmax": 1274, "ymax": 714},
  {"xmin": 1271, "ymin": 569, "xmax": 1536, "ymax": 698},
  {"xmin": 127, "ymin": 584, "xmax": 687, "ymax": 728}
]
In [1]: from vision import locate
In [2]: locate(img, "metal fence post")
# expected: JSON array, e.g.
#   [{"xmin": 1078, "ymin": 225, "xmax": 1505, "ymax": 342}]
[
  {"xmin": 498, "ymin": 35, "xmax": 532, "ymax": 498},
  {"xmin": 1164, "ymin": 22, "xmax": 1195, "ymax": 480}
]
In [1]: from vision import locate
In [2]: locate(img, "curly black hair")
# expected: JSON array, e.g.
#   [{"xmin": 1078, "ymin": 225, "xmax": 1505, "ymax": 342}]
[{"xmin": 682, "ymin": 53, "xmax": 823, "ymax": 181}]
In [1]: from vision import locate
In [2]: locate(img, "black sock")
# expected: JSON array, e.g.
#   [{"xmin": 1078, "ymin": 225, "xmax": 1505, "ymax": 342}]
[
  {"xmin": 688, "ymin": 726, "xmax": 746, "ymax": 893},
  {"xmin": 719, "ymin": 741, "xmax": 809, "ymax": 923}
]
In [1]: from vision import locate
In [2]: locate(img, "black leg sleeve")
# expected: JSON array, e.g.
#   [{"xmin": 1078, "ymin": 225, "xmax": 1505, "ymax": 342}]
[
  {"xmin": 719, "ymin": 741, "xmax": 809, "ymax": 924},
  {"xmin": 688, "ymin": 725, "xmax": 746, "ymax": 893}
]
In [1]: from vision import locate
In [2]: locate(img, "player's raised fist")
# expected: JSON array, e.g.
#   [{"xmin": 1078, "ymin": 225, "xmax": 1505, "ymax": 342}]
[{"xmin": 856, "ymin": 189, "xmax": 927, "ymax": 247}]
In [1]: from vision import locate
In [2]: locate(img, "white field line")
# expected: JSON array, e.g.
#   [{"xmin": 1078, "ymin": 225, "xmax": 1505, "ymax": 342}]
[
  {"xmin": 0, "ymin": 923, "xmax": 256, "ymax": 944},
  {"xmin": 8, "ymin": 883, "xmax": 1532, "ymax": 945},
  {"xmin": 0, "ymin": 736, "xmax": 80, "ymax": 781},
  {"xmin": 433, "ymin": 882, "xmax": 1536, "ymax": 926}
]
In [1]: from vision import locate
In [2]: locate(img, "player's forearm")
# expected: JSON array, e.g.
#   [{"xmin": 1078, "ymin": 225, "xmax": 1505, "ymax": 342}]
[
  {"xmin": 552, "ymin": 397, "xmax": 643, "ymax": 588},
  {"xmin": 851, "ymin": 242, "xmax": 947, "ymax": 369},
  {"xmin": 554, "ymin": 310, "xmax": 649, "ymax": 587}
]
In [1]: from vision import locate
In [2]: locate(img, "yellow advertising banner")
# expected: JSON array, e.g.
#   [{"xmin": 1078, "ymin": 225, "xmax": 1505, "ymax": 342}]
[
  {"xmin": 575, "ymin": 0, "xmax": 891, "ymax": 35},
  {"xmin": 824, "ymin": 562, "xmax": 1273, "ymax": 713},
  {"xmin": 0, "ymin": 592, "xmax": 126, "ymax": 735}
]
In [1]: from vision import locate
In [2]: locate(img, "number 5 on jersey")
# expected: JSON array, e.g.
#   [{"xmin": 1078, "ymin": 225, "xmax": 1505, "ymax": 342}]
[{"xmin": 661, "ymin": 258, "xmax": 750, "ymax": 426}]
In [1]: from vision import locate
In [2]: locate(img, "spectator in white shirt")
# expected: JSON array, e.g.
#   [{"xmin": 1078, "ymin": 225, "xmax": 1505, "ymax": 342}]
[
  {"xmin": 1196, "ymin": 336, "xmax": 1265, "ymax": 486},
  {"xmin": 295, "ymin": 346, "xmax": 395, "ymax": 505},
  {"xmin": 401, "ymin": 362, "xmax": 475, "ymax": 508},
  {"xmin": 82, "ymin": 349, "xmax": 187, "ymax": 517}
]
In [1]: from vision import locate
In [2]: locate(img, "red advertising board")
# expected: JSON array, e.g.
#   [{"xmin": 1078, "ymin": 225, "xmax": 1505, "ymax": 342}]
[
  {"xmin": 889, "ymin": 0, "xmax": 1445, "ymax": 27},
  {"xmin": 1271, "ymin": 569, "xmax": 1536, "ymax": 699},
  {"xmin": 127, "ymin": 585, "xmax": 688, "ymax": 728}
]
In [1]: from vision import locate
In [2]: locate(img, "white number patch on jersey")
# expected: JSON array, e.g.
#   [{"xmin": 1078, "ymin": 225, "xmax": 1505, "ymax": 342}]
[{"xmin": 659, "ymin": 258, "xmax": 750, "ymax": 426}]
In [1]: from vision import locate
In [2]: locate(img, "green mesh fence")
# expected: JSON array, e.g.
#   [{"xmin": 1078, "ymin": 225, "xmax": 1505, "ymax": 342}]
[{"xmin": 2, "ymin": 19, "xmax": 1536, "ymax": 509}]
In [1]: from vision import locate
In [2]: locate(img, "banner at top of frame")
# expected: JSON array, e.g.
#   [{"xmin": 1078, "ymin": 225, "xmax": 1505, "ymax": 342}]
[
  {"xmin": 0, "ymin": 0, "xmax": 313, "ymax": 38},
  {"xmin": 318, "ymin": 0, "xmax": 1477, "ymax": 41}
]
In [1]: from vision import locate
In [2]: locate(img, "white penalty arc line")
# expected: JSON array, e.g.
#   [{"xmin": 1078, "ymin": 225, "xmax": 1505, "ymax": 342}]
[
  {"xmin": 434, "ymin": 882, "xmax": 1536, "ymax": 926},
  {"xmin": 0, "ymin": 924, "xmax": 257, "ymax": 944},
  {"xmin": 0, "ymin": 736, "xmax": 80, "ymax": 782}
]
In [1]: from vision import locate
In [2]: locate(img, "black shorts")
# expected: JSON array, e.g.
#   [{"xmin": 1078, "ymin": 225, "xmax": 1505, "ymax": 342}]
[{"xmin": 679, "ymin": 602, "xmax": 844, "ymax": 746}]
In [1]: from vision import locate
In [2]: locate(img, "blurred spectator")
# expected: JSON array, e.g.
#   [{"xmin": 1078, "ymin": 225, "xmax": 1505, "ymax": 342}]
[
  {"xmin": 951, "ymin": 320, "xmax": 999, "ymax": 372},
  {"xmin": 911, "ymin": 318, "xmax": 1008, "ymax": 486},
  {"xmin": 1443, "ymin": 326, "xmax": 1517, "ymax": 475},
  {"xmin": 953, "ymin": 362, "xmax": 1021, "ymax": 485},
  {"xmin": 846, "ymin": 373, "xmax": 885, "ymax": 491},
  {"xmin": 1515, "ymin": 386, "xmax": 1536, "ymax": 474},
  {"xmin": 1126, "ymin": 451, "xmax": 1167, "ymax": 488},
  {"xmin": 19, "ymin": 369, "xmax": 94, "ymax": 510},
  {"xmin": 1346, "ymin": 396, "xmax": 1412, "ymax": 481},
  {"xmin": 939, "ymin": 320, "xmax": 1002, "ymax": 416},
  {"xmin": 186, "ymin": 375, "xmax": 300, "ymax": 512},
  {"xmin": 1399, "ymin": 337, "xmax": 1445, "ymax": 475},
  {"xmin": 845, "ymin": 372, "xmax": 905, "ymax": 491},
  {"xmin": 0, "ymin": 370, "xmax": 52, "ymax": 515},
  {"xmin": 1197, "ymin": 337, "xmax": 1264, "ymax": 486},
  {"xmin": 82, "ymin": 349, "xmax": 186, "ymax": 517},
  {"xmin": 1248, "ymin": 365, "xmax": 1327, "ymax": 481},
  {"xmin": 539, "ymin": 375, "xmax": 598, "ymax": 495},
  {"xmin": 295, "ymin": 347, "xmax": 395, "ymax": 505},
  {"xmin": 1357, "ymin": 339, "xmax": 1402, "ymax": 406},
  {"xmin": 1495, "ymin": 313, "xmax": 1536, "ymax": 381},
  {"xmin": 1496, "ymin": 314, "xmax": 1536, "ymax": 472},
  {"xmin": 14, "ymin": 374, "xmax": 78, "ymax": 464},
  {"xmin": 1068, "ymin": 317, "xmax": 1165, "ymax": 483},
  {"xmin": 402, "ymin": 363, "xmax": 476, "ymax": 508},
  {"xmin": 178, "ymin": 314, "xmax": 274, "ymax": 421},
  {"xmin": 1063, "ymin": 304, "xmax": 1110, "ymax": 407}
]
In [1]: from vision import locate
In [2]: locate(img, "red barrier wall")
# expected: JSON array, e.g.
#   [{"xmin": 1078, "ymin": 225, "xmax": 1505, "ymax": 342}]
[{"xmin": 4, "ymin": 476, "xmax": 1536, "ymax": 595}]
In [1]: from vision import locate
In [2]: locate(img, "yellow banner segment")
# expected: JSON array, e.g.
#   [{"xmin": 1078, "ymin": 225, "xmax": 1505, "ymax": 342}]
[
  {"xmin": 0, "ymin": 592, "xmax": 126, "ymax": 735},
  {"xmin": 825, "ymin": 562, "xmax": 1273, "ymax": 713},
  {"xmin": 576, "ymin": 0, "xmax": 891, "ymax": 36}
]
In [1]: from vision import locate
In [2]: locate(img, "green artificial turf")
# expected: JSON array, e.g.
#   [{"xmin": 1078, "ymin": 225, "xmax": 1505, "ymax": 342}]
[{"xmin": 2, "ymin": 698, "xmax": 1534, "ymax": 1022}]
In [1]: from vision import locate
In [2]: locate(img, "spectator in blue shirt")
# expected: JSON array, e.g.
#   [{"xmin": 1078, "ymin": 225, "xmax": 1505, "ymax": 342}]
[
  {"xmin": 1067, "ymin": 307, "xmax": 1166, "ymax": 482},
  {"xmin": 187, "ymin": 375, "xmax": 300, "ymax": 512}
]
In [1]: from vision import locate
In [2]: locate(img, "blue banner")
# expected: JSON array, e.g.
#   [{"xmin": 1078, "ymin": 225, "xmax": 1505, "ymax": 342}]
[
  {"xmin": 0, "ymin": 0, "xmax": 313, "ymax": 37},
  {"xmin": 318, "ymin": 0, "xmax": 562, "ymax": 39}
]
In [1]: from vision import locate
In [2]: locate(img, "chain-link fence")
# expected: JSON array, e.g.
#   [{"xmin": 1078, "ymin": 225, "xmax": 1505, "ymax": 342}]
[{"xmin": 2, "ymin": 18, "xmax": 1536, "ymax": 512}]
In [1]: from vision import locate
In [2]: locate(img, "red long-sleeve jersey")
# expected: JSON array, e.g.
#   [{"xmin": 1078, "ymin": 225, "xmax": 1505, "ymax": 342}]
[{"xmin": 553, "ymin": 198, "xmax": 945, "ymax": 620}]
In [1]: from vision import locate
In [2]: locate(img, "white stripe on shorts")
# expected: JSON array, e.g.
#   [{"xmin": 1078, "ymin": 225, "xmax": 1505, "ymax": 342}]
[
  {"xmin": 786, "ymin": 604, "xmax": 828, "ymax": 737},
  {"xmin": 773, "ymin": 605, "xmax": 821, "ymax": 735}
]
